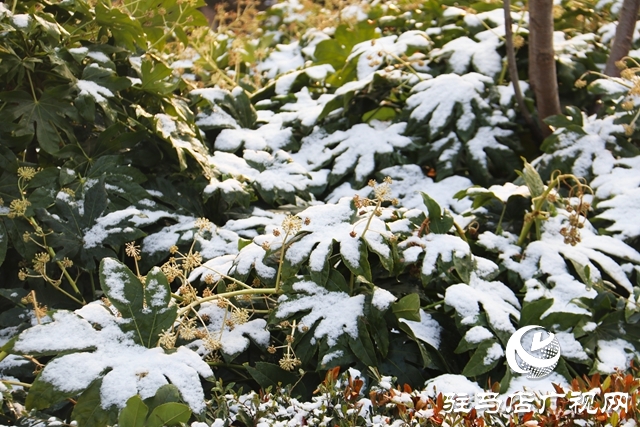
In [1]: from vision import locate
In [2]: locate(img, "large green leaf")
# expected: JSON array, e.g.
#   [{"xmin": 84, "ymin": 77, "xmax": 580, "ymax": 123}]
[
  {"xmin": 71, "ymin": 379, "xmax": 118, "ymax": 427},
  {"xmin": 99, "ymin": 258, "xmax": 177, "ymax": 348},
  {"xmin": 26, "ymin": 372, "xmax": 78, "ymax": 411},
  {"xmin": 0, "ymin": 88, "xmax": 76, "ymax": 155},
  {"xmin": 421, "ymin": 193, "xmax": 454, "ymax": 234},
  {"xmin": 461, "ymin": 339, "xmax": 503, "ymax": 377},
  {"xmin": 392, "ymin": 294, "xmax": 420, "ymax": 322},
  {"xmin": 146, "ymin": 402, "xmax": 192, "ymax": 427},
  {"xmin": 119, "ymin": 395, "xmax": 149, "ymax": 427},
  {"xmin": 246, "ymin": 362, "xmax": 299, "ymax": 390}
]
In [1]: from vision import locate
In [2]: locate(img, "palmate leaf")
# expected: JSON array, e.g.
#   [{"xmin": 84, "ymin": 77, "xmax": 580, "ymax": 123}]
[
  {"xmin": 208, "ymin": 151, "xmax": 315, "ymax": 206},
  {"xmin": 479, "ymin": 215, "xmax": 640, "ymax": 318},
  {"xmin": 275, "ymin": 279, "xmax": 369, "ymax": 354},
  {"xmin": 444, "ymin": 274, "xmax": 521, "ymax": 339},
  {"xmin": 591, "ymin": 155, "xmax": 640, "ymax": 240},
  {"xmin": 124, "ymin": 0, "xmax": 207, "ymax": 48},
  {"xmin": 0, "ymin": 87, "xmax": 77, "ymax": 155},
  {"xmin": 36, "ymin": 179, "xmax": 145, "ymax": 270},
  {"xmin": 405, "ymin": 72, "xmax": 493, "ymax": 140},
  {"xmin": 99, "ymin": 258, "xmax": 177, "ymax": 348},
  {"xmin": 293, "ymin": 121, "xmax": 412, "ymax": 186},
  {"xmin": 282, "ymin": 197, "xmax": 393, "ymax": 281},
  {"xmin": 14, "ymin": 304, "xmax": 212, "ymax": 413}
]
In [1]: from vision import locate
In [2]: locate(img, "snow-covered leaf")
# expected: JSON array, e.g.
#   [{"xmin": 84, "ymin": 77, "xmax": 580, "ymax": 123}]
[
  {"xmin": 405, "ymin": 72, "xmax": 493, "ymax": 140},
  {"xmin": 592, "ymin": 155, "xmax": 640, "ymax": 240},
  {"xmin": 14, "ymin": 306, "xmax": 212, "ymax": 413},
  {"xmin": 444, "ymin": 274, "xmax": 520, "ymax": 335},
  {"xmin": 209, "ymin": 150, "xmax": 316, "ymax": 205},
  {"xmin": 189, "ymin": 303, "xmax": 270, "ymax": 360},
  {"xmin": 276, "ymin": 280, "xmax": 365, "ymax": 348},
  {"xmin": 294, "ymin": 121, "xmax": 412, "ymax": 186},
  {"xmin": 479, "ymin": 214, "xmax": 640, "ymax": 317}
]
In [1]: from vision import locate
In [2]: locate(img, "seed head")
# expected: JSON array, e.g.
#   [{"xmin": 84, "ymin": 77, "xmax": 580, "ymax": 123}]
[
  {"xmin": 279, "ymin": 354, "xmax": 301, "ymax": 371},
  {"xmin": 203, "ymin": 336, "xmax": 222, "ymax": 351},
  {"xmin": 621, "ymin": 100, "xmax": 635, "ymax": 111},
  {"xmin": 195, "ymin": 217, "xmax": 212, "ymax": 232},
  {"xmin": 125, "ymin": 242, "xmax": 141, "ymax": 260},
  {"xmin": 8, "ymin": 199, "xmax": 31, "ymax": 218},
  {"xmin": 232, "ymin": 308, "xmax": 249, "ymax": 325},
  {"xmin": 17, "ymin": 167, "xmax": 37, "ymax": 181},
  {"xmin": 282, "ymin": 215, "xmax": 302, "ymax": 235},
  {"xmin": 158, "ymin": 329, "xmax": 177, "ymax": 349}
]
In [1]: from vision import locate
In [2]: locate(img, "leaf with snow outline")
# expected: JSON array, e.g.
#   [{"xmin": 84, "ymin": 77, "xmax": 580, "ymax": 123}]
[
  {"xmin": 479, "ymin": 215, "xmax": 640, "ymax": 317},
  {"xmin": 188, "ymin": 303, "xmax": 270, "ymax": 361},
  {"xmin": 444, "ymin": 274, "xmax": 520, "ymax": 336},
  {"xmin": 534, "ymin": 114, "xmax": 623, "ymax": 181},
  {"xmin": 347, "ymin": 31, "xmax": 431, "ymax": 80},
  {"xmin": 293, "ymin": 121, "xmax": 412, "ymax": 186},
  {"xmin": 431, "ymin": 35, "xmax": 502, "ymax": 78},
  {"xmin": 284, "ymin": 197, "xmax": 394, "ymax": 279},
  {"xmin": 208, "ymin": 150, "xmax": 315, "ymax": 205},
  {"xmin": 405, "ymin": 72, "xmax": 493, "ymax": 140},
  {"xmin": 592, "ymin": 155, "xmax": 640, "ymax": 241},
  {"xmin": 399, "ymin": 219, "xmax": 498, "ymax": 284},
  {"xmin": 15, "ymin": 306, "xmax": 212, "ymax": 413},
  {"xmin": 275, "ymin": 280, "xmax": 365, "ymax": 348}
]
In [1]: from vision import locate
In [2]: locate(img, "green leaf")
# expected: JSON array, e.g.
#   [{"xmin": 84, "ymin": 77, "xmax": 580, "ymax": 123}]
[
  {"xmin": 140, "ymin": 59, "xmax": 177, "ymax": 95},
  {"xmin": 95, "ymin": 3, "xmax": 145, "ymax": 51},
  {"xmin": 246, "ymin": 362, "xmax": 299, "ymax": 389},
  {"xmin": 519, "ymin": 299, "xmax": 554, "ymax": 328},
  {"xmin": 421, "ymin": 193, "xmax": 454, "ymax": 234},
  {"xmin": 99, "ymin": 258, "xmax": 177, "ymax": 348},
  {"xmin": 348, "ymin": 317, "xmax": 378, "ymax": 366},
  {"xmin": 146, "ymin": 402, "xmax": 192, "ymax": 427},
  {"xmin": 119, "ymin": 395, "xmax": 148, "ymax": 427},
  {"xmin": 0, "ymin": 88, "xmax": 76, "ymax": 155},
  {"xmin": 26, "ymin": 373, "xmax": 77, "ymax": 411},
  {"xmin": 392, "ymin": 294, "xmax": 420, "ymax": 322},
  {"xmin": 461, "ymin": 339, "xmax": 503, "ymax": 377},
  {"xmin": 344, "ymin": 238, "xmax": 372, "ymax": 282},
  {"xmin": 519, "ymin": 159, "xmax": 545, "ymax": 199},
  {"xmin": 324, "ymin": 268, "xmax": 349, "ymax": 294},
  {"xmin": 143, "ymin": 384, "xmax": 181, "ymax": 413},
  {"xmin": 71, "ymin": 380, "xmax": 118, "ymax": 427},
  {"xmin": 362, "ymin": 106, "xmax": 396, "ymax": 123}
]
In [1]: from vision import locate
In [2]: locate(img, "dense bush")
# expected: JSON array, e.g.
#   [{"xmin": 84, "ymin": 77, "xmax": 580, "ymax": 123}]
[{"xmin": 1, "ymin": 0, "xmax": 640, "ymax": 425}]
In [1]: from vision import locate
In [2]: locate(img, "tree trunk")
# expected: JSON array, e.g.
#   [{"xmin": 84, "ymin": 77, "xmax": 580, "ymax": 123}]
[
  {"xmin": 504, "ymin": 0, "xmax": 543, "ymax": 143},
  {"xmin": 528, "ymin": 0, "xmax": 562, "ymax": 138},
  {"xmin": 604, "ymin": 0, "xmax": 640, "ymax": 77}
]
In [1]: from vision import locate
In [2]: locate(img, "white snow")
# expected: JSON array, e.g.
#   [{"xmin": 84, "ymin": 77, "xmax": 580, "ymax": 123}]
[
  {"xmin": 596, "ymin": 339, "xmax": 635, "ymax": 373},
  {"xmin": 276, "ymin": 280, "xmax": 365, "ymax": 347},
  {"xmin": 399, "ymin": 309, "xmax": 442, "ymax": 348},
  {"xmin": 14, "ymin": 307, "xmax": 212, "ymax": 412},
  {"xmin": 12, "ymin": 14, "xmax": 30, "ymax": 28},
  {"xmin": 372, "ymin": 287, "xmax": 396, "ymax": 311},
  {"xmin": 463, "ymin": 326, "xmax": 494, "ymax": 344},
  {"xmin": 444, "ymin": 275, "xmax": 520, "ymax": 332},
  {"xmin": 77, "ymin": 80, "xmax": 114, "ymax": 103}
]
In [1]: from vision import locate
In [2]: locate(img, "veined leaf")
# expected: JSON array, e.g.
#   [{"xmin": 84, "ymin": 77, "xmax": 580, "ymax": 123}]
[
  {"xmin": 0, "ymin": 88, "xmax": 76, "ymax": 155},
  {"xmin": 100, "ymin": 258, "xmax": 177, "ymax": 348}
]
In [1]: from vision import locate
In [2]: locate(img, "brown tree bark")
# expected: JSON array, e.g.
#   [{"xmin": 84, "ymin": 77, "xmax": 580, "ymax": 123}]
[
  {"xmin": 604, "ymin": 0, "xmax": 640, "ymax": 77},
  {"xmin": 504, "ymin": 0, "xmax": 543, "ymax": 143},
  {"xmin": 528, "ymin": 0, "xmax": 562, "ymax": 138}
]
